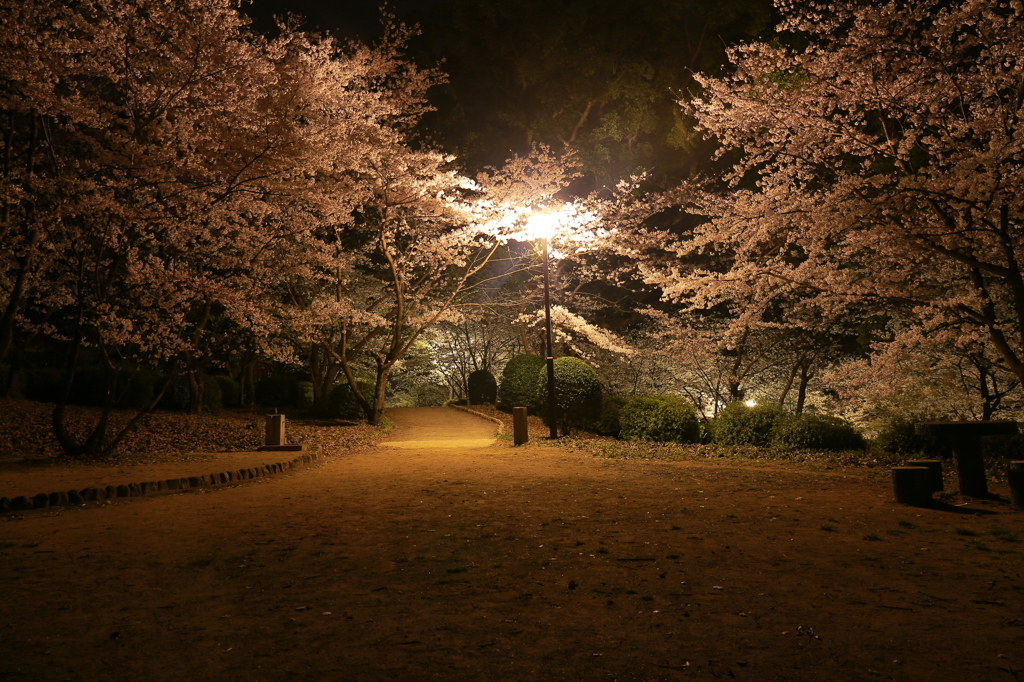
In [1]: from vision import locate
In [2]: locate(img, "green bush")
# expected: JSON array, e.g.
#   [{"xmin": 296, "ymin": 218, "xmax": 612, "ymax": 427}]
[
  {"xmin": 712, "ymin": 401, "xmax": 788, "ymax": 446},
  {"xmin": 254, "ymin": 374, "xmax": 304, "ymax": 409},
  {"xmin": 298, "ymin": 381, "xmax": 314, "ymax": 409},
  {"xmin": 535, "ymin": 356, "xmax": 602, "ymax": 435},
  {"xmin": 588, "ymin": 394, "xmax": 626, "ymax": 437},
  {"xmin": 872, "ymin": 415, "xmax": 946, "ymax": 458},
  {"xmin": 498, "ymin": 354, "xmax": 546, "ymax": 410},
  {"xmin": 468, "ymin": 369, "xmax": 497, "ymax": 405},
  {"xmin": 772, "ymin": 413, "xmax": 865, "ymax": 451},
  {"xmin": 214, "ymin": 375, "xmax": 240, "ymax": 408},
  {"xmin": 620, "ymin": 394, "xmax": 700, "ymax": 443},
  {"xmin": 329, "ymin": 379, "xmax": 376, "ymax": 420}
]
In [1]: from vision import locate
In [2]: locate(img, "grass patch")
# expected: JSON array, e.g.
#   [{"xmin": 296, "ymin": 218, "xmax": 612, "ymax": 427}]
[
  {"xmin": 446, "ymin": 566, "xmax": 470, "ymax": 574},
  {"xmin": 954, "ymin": 527, "xmax": 976, "ymax": 537},
  {"xmin": 667, "ymin": 554, "xmax": 681, "ymax": 560},
  {"xmin": 820, "ymin": 524, "xmax": 836, "ymax": 532},
  {"xmin": 863, "ymin": 534, "xmax": 882, "ymax": 542},
  {"xmin": 896, "ymin": 519, "xmax": 915, "ymax": 529}
]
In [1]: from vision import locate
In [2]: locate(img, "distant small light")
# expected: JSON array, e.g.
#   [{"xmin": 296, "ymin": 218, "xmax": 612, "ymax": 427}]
[{"xmin": 744, "ymin": 399, "xmax": 757, "ymax": 407}]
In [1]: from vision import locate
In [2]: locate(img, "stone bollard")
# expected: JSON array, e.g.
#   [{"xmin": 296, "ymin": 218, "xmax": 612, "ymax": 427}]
[
  {"xmin": 892, "ymin": 466, "xmax": 933, "ymax": 506},
  {"xmin": 259, "ymin": 414, "xmax": 305, "ymax": 451},
  {"xmin": 906, "ymin": 459, "xmax": 943, "ymax": 492},
  {"xmin": 513, "ymin": 407, "xmax": 529, "ymax": 446},
  {"xmin": 266, "ymin": 414, "xmax": 286, "ymax": 447},
  {"xmin": 1009, "ymin": 461, "xmax": 1024, "ymax": 510}
]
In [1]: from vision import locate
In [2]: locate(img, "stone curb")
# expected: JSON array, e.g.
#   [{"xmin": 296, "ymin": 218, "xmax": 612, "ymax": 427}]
[
  {"xmin": 0, "ymin": 450, "xmax": 327, "ymax": 514},
  {"xmin": 446, "ymin": 403, "xmax": 505, "ymax": 437}
]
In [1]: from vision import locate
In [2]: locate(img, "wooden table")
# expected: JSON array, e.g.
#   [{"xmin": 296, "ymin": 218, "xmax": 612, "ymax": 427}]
[{"xmin": 914, "ymin": 421, "xmax": 1018, "ymax": 497}]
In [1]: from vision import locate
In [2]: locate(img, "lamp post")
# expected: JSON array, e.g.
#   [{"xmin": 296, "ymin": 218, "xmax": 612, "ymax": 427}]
[
  {"xmin": 541, "ymin": 236, "xmax": 558, "ymax": 439},
  {"xmin": 526, "ymin": 210, "xmax": 561, "ymax": 439}
]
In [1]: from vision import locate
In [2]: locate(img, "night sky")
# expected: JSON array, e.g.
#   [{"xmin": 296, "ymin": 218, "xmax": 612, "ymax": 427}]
[{"xmin": 242, "ymin": 0, "xmax": 776, "ymax": 184}]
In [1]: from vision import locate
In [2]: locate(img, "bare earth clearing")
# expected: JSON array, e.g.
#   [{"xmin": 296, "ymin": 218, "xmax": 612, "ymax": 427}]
[{"xmin": 1, "ymin": 406, "xmax": 1022, "ymax": 681}]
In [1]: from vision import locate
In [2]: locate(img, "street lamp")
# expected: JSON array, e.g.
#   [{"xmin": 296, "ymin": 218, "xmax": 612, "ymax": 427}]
[{"xmin": 527, "ymin": 212, "xmax": 560, "ymax": 439}]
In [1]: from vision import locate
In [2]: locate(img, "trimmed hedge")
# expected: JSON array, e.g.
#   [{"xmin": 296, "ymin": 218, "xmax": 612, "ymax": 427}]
[
  {"xmin": 535, "ymin": 356, "xmax": 602, "ymax": 435},
  {"xmin": 772, "ymin": 413, "xmax": 865, "ymax": 451},
  {"xmin": 620, "ymin": 394, "xmax": 700, "ymax": 443},
  {"xmin": 498, "ymin": 354, "xmax": 546, "ymax": 410},
  {"xmin": 468, "ymin": 369, "xmax": 498, "ymax": 405},
  {"xmin": 711, "ymin": 402, "xmax": 788, "ymax": 446},
  {"xmin": 588, "ymin": 394, "xmax": 625, "ymax": 437}
]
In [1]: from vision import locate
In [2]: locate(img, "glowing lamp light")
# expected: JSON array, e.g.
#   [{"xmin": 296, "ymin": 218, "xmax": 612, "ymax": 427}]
[
  {"xmin": 744, "ymin": 399, "xmax": 757, "ymax": 407},
  {"xmin": 526, "ymin": 212, "xmax": 560, "ymax": 241}
]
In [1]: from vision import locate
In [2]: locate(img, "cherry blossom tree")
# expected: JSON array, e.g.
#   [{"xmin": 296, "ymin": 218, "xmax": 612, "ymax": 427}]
[
  {"xmin": 642, "ymin": 0, "xmax": 1024, "ymax": 415},
  {"xmin": 288, "ymin": 146, "xmax": 575, "ymax": 424},
  {"xmin": 0, "ymin": 0, "xmax": 434, "ymax": 454}
]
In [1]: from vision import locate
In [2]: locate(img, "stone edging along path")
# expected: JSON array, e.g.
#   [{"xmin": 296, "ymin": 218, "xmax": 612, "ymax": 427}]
[
  {"xmin": 445, "ymin": 404, "xmax": 505, "ymax": 436},
  {"xmin": 0, "ymin": 450, "xmax": 326, "ymax": 514}
]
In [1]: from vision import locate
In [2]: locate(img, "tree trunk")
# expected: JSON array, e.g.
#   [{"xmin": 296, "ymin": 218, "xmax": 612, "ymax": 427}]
[{"xmin": 795, "ymin": 361, "xmax": 814, "ymax": 415}]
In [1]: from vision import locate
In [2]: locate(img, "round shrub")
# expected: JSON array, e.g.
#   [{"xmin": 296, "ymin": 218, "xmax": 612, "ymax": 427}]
[
  {"xmin": 329, "ymin": 379, "xmax": 376, "ymax": 420},
  {"xmin": 535, "ymin": 356, "xmax": 602, "ymax": 435},
  {"xmin": 588, "ymin": 394, "xmax": 626, "ymax": 437},
  {"xmin": 254, "ymin": 373, "xmax": 305, "ymax": 409},
  {"xmin": 620, "ymin": 394, "xmax": 700, "ymax": 443},
  {"xmin": 468, "ymin": 369, "xmax": 498, "ymax": 405},
  {"xmin": 712, "ymin": 401, "xmax": 788, "ymax": 446},
  {"xmin": 498, "ymin": 354, "xmax": 546, "ymax": 410},
  {"xmin": 772, "ymin": 413, "xmax": 865, "ymax": 451}
]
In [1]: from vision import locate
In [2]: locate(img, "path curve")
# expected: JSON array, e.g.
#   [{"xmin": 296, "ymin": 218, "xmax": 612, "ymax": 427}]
[{"xmin": 378, "ymin": 406, "xmax": 498, "ymax": 449}]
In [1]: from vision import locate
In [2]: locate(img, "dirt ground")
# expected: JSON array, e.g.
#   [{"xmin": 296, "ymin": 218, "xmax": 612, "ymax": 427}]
[{"xmin": 1, "ymin": 406, "xmax": 1022, "ymax": 682}]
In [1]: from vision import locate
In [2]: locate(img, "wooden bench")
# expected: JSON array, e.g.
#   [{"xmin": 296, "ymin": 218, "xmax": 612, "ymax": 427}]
[{"xmin": 914, "ymin": 421, "xmax": 1018, "ymax": 498}]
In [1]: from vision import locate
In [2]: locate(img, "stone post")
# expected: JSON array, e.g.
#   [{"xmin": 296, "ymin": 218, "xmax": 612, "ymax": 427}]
[
  {"xmin": 513, "ymin": 406, "xmax": 529, "ymax": 446},
  {"xmin": 266, "ymin": 414, "xmax": 286, "ymax": 447}
]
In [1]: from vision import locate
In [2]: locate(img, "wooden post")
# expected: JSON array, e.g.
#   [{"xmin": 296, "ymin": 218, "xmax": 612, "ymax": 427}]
[
  {"xmin": 906, "ymin": 459, "xmax": 943, "ymax": 492},
  {"xmin": 1009, "ymin": 461, "xmax": 1024, "ymax": 510},
  {"xmin": 266, "ymin": 414, "xmax": 286, "ymax": 447},
  {"xmin": 513, "ymin": 406, "xmax": 529, "ymax": 446},
  {"xmin": 892, "ymin": 466, "xmax": 933, "ymax": 506}
]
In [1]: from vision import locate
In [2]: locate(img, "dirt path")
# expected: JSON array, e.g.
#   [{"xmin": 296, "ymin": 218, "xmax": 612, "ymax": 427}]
[{"xmin": 1, "ymin": 407, "xmax": 1022, "ymax": 681}]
